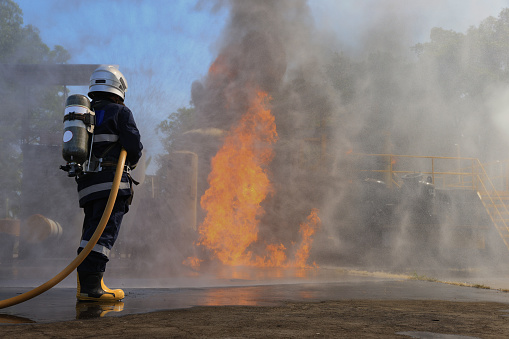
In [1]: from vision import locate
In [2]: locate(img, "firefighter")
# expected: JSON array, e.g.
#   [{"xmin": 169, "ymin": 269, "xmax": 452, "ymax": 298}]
[{"xmin": 75, "ymin": 65, "xmax": 143, "ymax": 301}]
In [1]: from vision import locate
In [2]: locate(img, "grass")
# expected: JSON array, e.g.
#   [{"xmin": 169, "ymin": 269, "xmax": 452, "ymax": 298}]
[
  {"xmin": 409, "ymin": 272, "xmax": 438, "ymax": 282},
  {"xmin": 337, "ymin": 267, "xmax": 503, "ymax": 292},
  {"xmin": 410, "ymin": 271, "xmax": 492, "ymax": 290}
]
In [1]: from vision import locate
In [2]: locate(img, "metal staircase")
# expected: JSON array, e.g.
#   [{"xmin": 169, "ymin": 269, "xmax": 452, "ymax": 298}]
[
  {"xmin": 354, "ymin": 153, "xmax": 509, "ymax": 252},
  {"xmin": 474, "ymin": 161, "xmax": 509, "ymax": 251}
]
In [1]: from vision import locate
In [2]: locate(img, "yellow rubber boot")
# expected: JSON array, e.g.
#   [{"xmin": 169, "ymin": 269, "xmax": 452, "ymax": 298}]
[{"xmin": 77, "ymin": 272, "xmax": 125, "ymax": 301}]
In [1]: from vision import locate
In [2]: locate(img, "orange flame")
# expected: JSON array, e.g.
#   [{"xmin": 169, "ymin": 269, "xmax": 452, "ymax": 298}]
[
  {"xmin": 195, "ymin": 90, "xmax": 321, "ymax": 269},
  {"xmin": 209, "ymin": 53, "xmax": 236, "ymax": 80},
  {"xmin": 253, "ymin": 243, "xmax": 287, "ymax": 268},
  {"xmin": 198, "ymin": 91, "xmax": 277, "ymax": 266},
  {"xmin": 293, "ymin": 208, "xmax": 321, "ymax": 268},
  {"xmin": 182, "ymin": 256, "xmax": 203, "ymax": 269}
]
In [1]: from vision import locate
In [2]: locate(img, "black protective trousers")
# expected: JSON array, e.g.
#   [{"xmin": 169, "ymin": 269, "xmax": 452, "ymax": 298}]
[{"xmin": 77, "ymin": 196, "xmax": 130, "ymax": 273}]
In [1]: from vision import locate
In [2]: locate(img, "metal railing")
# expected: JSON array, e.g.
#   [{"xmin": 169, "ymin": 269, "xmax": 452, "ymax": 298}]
[
  {"xmin": 353, "ymin": 153, "xmax": 495, "ymax": 189},
  {"xmin": 352, "ymin": 153, "xmax": 509, "ymax": 251},
  {"xmin": 472, "ymin": 160, "xmax": 509, "ymax": 251}
]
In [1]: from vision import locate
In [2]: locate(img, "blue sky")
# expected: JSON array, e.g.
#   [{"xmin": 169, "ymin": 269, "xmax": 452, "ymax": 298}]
[
  {"xmin": 14, "ymin": 0, "xmax": 509, "ymax": 170},
  {"xmin": 15, "ymin": 0, "xmax": 229, "ymax": 166}
]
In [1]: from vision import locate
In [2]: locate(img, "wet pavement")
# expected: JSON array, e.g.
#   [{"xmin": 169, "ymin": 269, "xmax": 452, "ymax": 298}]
[{"xmin": 2, "ymin": 264, "xmax": 509, "ymax": 324}]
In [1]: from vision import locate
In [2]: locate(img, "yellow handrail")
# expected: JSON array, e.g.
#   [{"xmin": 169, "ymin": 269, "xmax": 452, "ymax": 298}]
[
  {"xmin": 351, "ymin": 153, "xmax": 484, "ymax": 190},
  {"xmin": 351, "ymin": 152, "xmax": 509, "ymax": 251}
]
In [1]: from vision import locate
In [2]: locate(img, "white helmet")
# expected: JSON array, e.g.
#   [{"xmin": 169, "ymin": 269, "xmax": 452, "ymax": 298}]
[{"xmin": 88, "ymin": 65, "xmax": 128, "ymax": 100}]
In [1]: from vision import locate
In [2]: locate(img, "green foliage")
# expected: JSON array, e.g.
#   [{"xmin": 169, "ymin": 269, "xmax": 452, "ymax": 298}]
[
  {"xmin": 410, "ymin": 272, "xmax": 438, "ymax": 282},
  {"xmin": 413, "ymin": 10, "xmax": 509, "ymax": 99},
  {"xmin": 0, "ymin": 0, "xmax": 71, "ymax": 217},
  {"xmin": 50, "ymin": 45, "xmax": 71, "ymax": 64},
  {"xmin": 319, "ymin": 7, "xmax": 509, "ymax": 158},
  {"xmin": 157, "ymin": 106, "xmax": 196, "ymax": 154},
  {"xmin": 0, "ymin": 0, "xmax": 23, "ymax": 62},
  {"xmin": 154, "ymin": 106, "xmax": 196, "ymax": 201}
]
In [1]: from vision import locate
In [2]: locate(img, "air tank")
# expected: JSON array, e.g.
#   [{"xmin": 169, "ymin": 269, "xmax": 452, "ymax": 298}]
[{"xmin": 62, "ymin": 94, "xmax": 94, "ymax": 166}]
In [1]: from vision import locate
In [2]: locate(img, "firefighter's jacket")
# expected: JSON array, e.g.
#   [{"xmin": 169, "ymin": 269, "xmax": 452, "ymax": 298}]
[{"xmin": 76, "ymin": 99, "xmax": 143, "ymax": 208}]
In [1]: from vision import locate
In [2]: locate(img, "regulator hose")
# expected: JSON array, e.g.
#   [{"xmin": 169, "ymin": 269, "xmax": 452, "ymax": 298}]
[{"xmin": 0, "ymin": 149, "xmax": 127, "ymax": 309}]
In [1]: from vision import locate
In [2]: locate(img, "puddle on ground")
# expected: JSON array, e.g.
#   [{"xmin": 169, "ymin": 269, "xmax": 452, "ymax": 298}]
[
  {"xmin": 396, "ymin": 332, "xmax": 480, "ymax": 339},
  {"xmin": 75, "ymin": 301, "xmax": 125, "ymax": 319},
  {"xmin": 0, "ymin": 314, "xmax": 35, "ymax": 324}
]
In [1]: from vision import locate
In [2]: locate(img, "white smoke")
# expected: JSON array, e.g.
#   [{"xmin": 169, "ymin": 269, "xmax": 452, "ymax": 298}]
[{"xmin": 4, "ymin": 0, "xmax": 509, "ymax": 290}]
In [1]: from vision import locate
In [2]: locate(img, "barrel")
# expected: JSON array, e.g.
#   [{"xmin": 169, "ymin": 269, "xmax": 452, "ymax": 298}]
[{"xmin": 22, "ymin": 214, "xmax": 63, "ymax": 243}]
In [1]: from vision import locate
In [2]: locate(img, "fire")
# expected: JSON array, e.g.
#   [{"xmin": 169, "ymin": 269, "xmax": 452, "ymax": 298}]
[
  {"xmin": 253, "ymin": 244, "xmax": 287, "ymax": 268},
  {"xmin": 195, "ymin": 90, "xmax": 322, "ymax": 269},
  {"xmin": 198, "ymin": 90, "xmax": 277, "ymax": 266},
  {"xmin": 182, "ymin": 256, "xmax": 203, "ymax": 269},
  {"xmin": 208, "ymin": 53, "xmax": 235, "ymax": 80},
  {"xmin": 293, "ymin": 208, "xmax": 321, "ymax": 268}
]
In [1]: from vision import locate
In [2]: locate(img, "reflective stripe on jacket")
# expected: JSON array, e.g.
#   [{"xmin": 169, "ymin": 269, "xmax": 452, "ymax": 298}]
[
  {"xmin": 78, "ymin": 180, "xmax": 131, "ymax": 201},
  {"xmin": 76, "ymin": 99, "xmax": 143, "ymax": 207}
]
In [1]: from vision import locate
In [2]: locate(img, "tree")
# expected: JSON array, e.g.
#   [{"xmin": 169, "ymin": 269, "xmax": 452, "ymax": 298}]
[
  {"xmin": 0, "ymin": 0, "xmax": 71, "ymax": 218},
  {"xmin": 155, "ymin": 105, "xmax": 197, "ymax": 198},
  {"xmin": 156, "ymin": 106, "xmax": 196, "ymax": 155},
  {"xmin": 322, "ymin": 7, "xmax": 509, "ymax": 159},
  {"xmin": 409, "ymin": 8, "xmax": 509, "ymax": 159},
  {"xmin": 413, "ymin": 27, "xmax": 466, "ymax": 99},
  {"xmin": 0, "ymin": 0, "xmax": 23, "ymax": 63},
  {"xmin": 413, "ymin": 9, "xmax": 509, "ymax": 100}
]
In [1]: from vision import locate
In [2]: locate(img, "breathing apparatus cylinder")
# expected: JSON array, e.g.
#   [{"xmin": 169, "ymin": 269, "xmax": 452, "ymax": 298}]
[{"xmin": 61, "ymin": 94, "xmax": 95, "ymax": 176}]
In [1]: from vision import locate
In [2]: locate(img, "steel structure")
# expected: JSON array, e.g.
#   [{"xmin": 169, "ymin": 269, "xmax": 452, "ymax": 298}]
[{"xmin": 0, "ymin": 64, "xmax": 101, "ymax": 86}]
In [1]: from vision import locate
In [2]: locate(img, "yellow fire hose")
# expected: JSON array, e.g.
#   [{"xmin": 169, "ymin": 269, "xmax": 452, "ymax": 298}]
[{"xmin": 0, "ymin": 149, "xmax": 127, "ymax": 309}]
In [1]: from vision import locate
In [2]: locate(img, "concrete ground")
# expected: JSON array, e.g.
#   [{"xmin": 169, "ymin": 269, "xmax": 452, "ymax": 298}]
[{"xmin": 2, "ymin": 264, "xmax": 509, "ymax": 337}]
